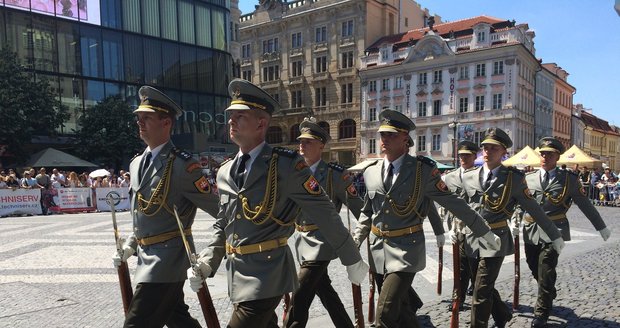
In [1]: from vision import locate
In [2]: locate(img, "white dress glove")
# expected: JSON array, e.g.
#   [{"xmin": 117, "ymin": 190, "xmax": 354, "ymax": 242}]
[
  {"xmin": 187, "ymin": 261, "xmax": 212, "ymax": 293},
  {"xmin": 112, "ymin": 239, "xmax": 135, "ymax": 268},
  {"xmin": 551, "ymin": 237, "xmax": 565, "ymax": 255},
  {"xmin": 346, "ymin": 260, "xmax": 369, "ymax": 286},
  {"xmin": 448, "ymin": 230, "xmax": 458, "ymax": 244},
  {"xmin": 599, "ymin": 227, "xmax": 611, "ymax": 241},
  {"xmin": 481, "ymin": 231, "xmax": 501, "ymax": 251},
  {"xmin": 511, "ymin": 220, "xmax": 522, "ymax": 237},
  {"xmin": 436, "ymin": 234, "xmax": 446, "ymax": 248}
]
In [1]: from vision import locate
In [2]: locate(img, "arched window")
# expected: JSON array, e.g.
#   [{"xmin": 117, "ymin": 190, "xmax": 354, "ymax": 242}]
[
  {"xmin": 318, "ymin": 121, "xmax": 330, "ymax": 138},
  {"xmin": 338, "ymin": 119, "xmax": 356, "ymax": 139},
  {"xmin": 290, "ymin": 124, "xmax": 300, "ymax": 142},
  {"xmin": 266, "ymin": 126, "xmax": 283, "ymax": 144}
]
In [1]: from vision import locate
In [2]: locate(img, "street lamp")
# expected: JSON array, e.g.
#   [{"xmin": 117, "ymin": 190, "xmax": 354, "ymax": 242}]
[{"xmin": 448, "ymin": 120, "xmax": 459, "ymax": 168}]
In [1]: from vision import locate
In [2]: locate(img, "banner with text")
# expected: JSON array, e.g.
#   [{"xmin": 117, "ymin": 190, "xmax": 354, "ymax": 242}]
[
  {"xmin": 95, "ymin": 187, "xmax": 130, "ymax": 212},
  {"xmin": 56, "ymin": 188, "xmax": 95, "ymax": 212},
  {"xmin": 0, "ymin": 189, "xmax": 43, "ymax": 216}
]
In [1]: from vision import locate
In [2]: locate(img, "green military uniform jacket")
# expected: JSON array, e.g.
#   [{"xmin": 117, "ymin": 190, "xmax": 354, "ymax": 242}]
[
  {"xmin": 127, "ymin": 141, "xmax": 219, "ymax": 283},
  {"xmin": 198, "ymin": 144, "xmax": 361, "ymax": 303},
  {"xmin": 523, "ymin": 168, "xmax": 607, "ymax": 244},
  {"xmin": 461, "ymin": 165, "xmax": 562, "ymax": 258},
  {"xmin": 294, "ymin": 160, "xmax": 364, "ymax": 263},
  {"xmin": 442, "ymin": 167, "xmax": 478, "ymax": 257},
  {"xmin": 353, "ymin": 155, "xmax": 490, "ymax": 275}
]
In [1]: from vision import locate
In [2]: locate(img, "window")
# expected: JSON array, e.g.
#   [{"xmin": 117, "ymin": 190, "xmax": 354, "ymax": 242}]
[
  {"xmin": 315, "ymin": 56, "xmax": 327, "ymax": 73},
  {"xmin": 262, "ymin": 38, "xmax": 279, "ymax": 53},
  {"xmin": 459, "ymin": 66, "xmax": 469, "ymax": 80},
  {"xmin": 459, "ymin": 97, "xmax": 469, "ymax": 113},
  {"xmin": 341, "ymin": 51, "xmax": 354, "ymax": 69},
  {"xmin": 477, "ymin": 31, "xmax": 485, "ymax": 42},
  {"xmin": 474, "ymin": 131, "xmax": 484, "ymax": 145},
  {"xmin": 475, "ymin": 63, "xmax": 486, "ymax": 77},
  {"xmin": 341, "ymin": 83, "xmax": 353, "ymax": 103},
  {"xmin": 292, "ymin": 60, "xmax": 303, "ymax": 77},
  {"xmin": 395, "ymin": 105, "xmax": 403, "ymax": 113},
  {"xmin": 404, "ymin": 17, "xmax": 409, "ymax": 27},
  {"xmin": 291, "ymin": 90, "xmax": 302, "ymax": 108},
  {"xmin": 369, "ymin": 139, "xmax": 376, "ymax": 154},
  {"xmin": 433, "ymin": 99, "xmax": 442, "ymax": 116},
  {"xmin": 475, "ymin": 95, "xmax": 485, "ymax": 111},
  {"xmin": 241, "ymin": 44, "xmax": 251, "ymax": 59},
  {"xmin": 417, "ymin": 102, "xmax": 427, "ymax": 117},
  {"xmin": 262, "ymin": 65, "xmax": 280, "ymax": 82},
  {"xmin": 432, "ymin": 134, "xmax": 441, "ymax": 151},
  {"xmin": 315, "ymin": 87, "xmax": 326, "ymax": 107},
  {"xmin": 492, "ymin": 93, "xmax": 503, "ymax": 109},
  {"xmin": 418, "ymin": 72, "xmax": 427, "ymax": 85},
  {"xmin": 290, "ymin": 125, "xmax": 301, "ymax": 141},
  {"xmin": 291, "ymin": 32, "xmax": 302, "ymax": 48},
  {"xmin": 395, "ymin": 77, "xmax": 403, "ymax": 89},
  {"xmin": 382, "ymin": 79, "xmax": 390, "ymax": 91},
  {"xmin": 380, "ymin": 49, "xmax": 388, "ymax": 60},
  {"xmin": 266, "ymin": 126, "xmax": 283, "ymax": 144},
  {"xmin": 433, "ymin": 70, "xmax": 442, "ymax": 83},
  {"xmin": 341, "ymin": 20, "xmax": 354, "ymax": 37},
  {"xmin": 315, "ymin": 26, "xmax": 327, "ymax": 42},
  {"xmin": 493, "ymin": 61, "xmax": 504, "ymax": 75},
  {"xmin": 339, "ymin": 119, "xmax": 356, "ymax": 139},
  {"xmin": 369, "ymin": 81, "xmax": 377, "ymax": 92},
  {"xmin": 417, "ymin": 135, "xmax": 426, "ymax": 152},
  {"xmin": 242, "ymin": 69, "xmax": 252, "ymax": 82},
  {"xmin": 271, "ymin": 93, "xmax": 280, "ymax": 103},
  {"xmin": 369, "ymin": 107, "xmax": 377, "ymax": 121}
]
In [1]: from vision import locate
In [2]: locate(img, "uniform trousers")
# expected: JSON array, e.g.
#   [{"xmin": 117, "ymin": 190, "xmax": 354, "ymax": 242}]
[
  {"xmin": 228, "ymin": 295, "xmax": 281, "ymax": 328},
  {"xmin": 471, "ymin": 256, "xmax": 512, "ymax": 327},
  {"xmin": 284, "ymin": 260, "xmax": 353, "ymax": 328},
  {"xmin": 457, "ymin": 238, "xmax": 478, "ymax": 303},
  {"xmin": 525, "ymin": 242, "xmax": 558, "ymax": 318},
  {"xmin": 124, "ymin": 282, "xmax": 201, "ymax": 328},
  {"xmin": 375, "ymin": 271, "xmax": 421, "ymax": 328}
]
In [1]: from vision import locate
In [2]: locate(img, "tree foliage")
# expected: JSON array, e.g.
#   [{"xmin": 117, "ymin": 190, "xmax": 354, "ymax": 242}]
[
  {"xmin": 0, "ymin": 47, "xmax": 69, "ymax": 163},
  {"xmin": 73, "ymin": 95, "xmax": 143, "ymax": 169}
]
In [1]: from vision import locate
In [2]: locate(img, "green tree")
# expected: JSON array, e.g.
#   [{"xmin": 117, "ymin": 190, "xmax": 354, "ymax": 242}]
[
  {"xmin": 0, "ymin": 47, "xmax": 69, "ymax": 163},
  {"xmin": 73, "ymin": 95, "xmax": 143, "ymax": 169}
]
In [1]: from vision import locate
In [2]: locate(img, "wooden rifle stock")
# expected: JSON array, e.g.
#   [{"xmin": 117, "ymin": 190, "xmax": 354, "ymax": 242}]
[
  {"xmin": 437, "ymin": 245, "xmax": 443, "ymax": 295},
  {"xmin": 352, "ymin": 284, "xmax": 365, "ymax": 328},
  {"xmin": 198, "ymin": 283, "xmax": 220, "ymax": 328},
  {"xmin": 513, "ymin": 234, "xmax": 520, "ymax": 310},
  {"xmin": 117, "ymin": 261, "xmax": 133, "ymax": 314},
  {"xmin": 450, "ymin": 242, "xmax": 460, "ymax": 328},
  {"xmin": 366, "ymin": 240, "xmax": 375, "ymax": 324}
]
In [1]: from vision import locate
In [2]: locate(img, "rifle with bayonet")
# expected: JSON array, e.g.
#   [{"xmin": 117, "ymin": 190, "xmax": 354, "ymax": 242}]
[
  {"xmin": 513, "ymin": 212, "xmax": 521, "ymax": 310},
  {"xmin": 346, "ymin": 201, "xmax": 365, "ymax": 328},
  {"xmin": 367, "ymin": 240, "xmax": 375, "ymax": 325},
  {"xmin": 108, "ymin": 194, "xmax": 133, "ymax": 314},
  {"xmin": 173, "ymin": 206, "xmax": 220, "ymax": 328},
  {"xmin": 450, "ymin": 239, "xmax": 460, "ymax": 328},
  {"xmin": 437, "ymin": 245, "xmax": 443, "ymax": 295}
]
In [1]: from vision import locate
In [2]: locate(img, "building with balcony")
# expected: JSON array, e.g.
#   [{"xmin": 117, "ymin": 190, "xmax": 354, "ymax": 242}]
[
  {"xmin": 543, "ymin": 63, "xmax": 575, "ymax": 150},
  {"xmin": 535, "ymin": 66, "xmax": 554, "ymax": 142},
  {"xmin": 235, "ymin": 0, "xmax": 438, "ymax": 166},
  {"xmin": 359, "ymin": 16, "xmax": 540, "ymax": 164},
  {"xmin": 0, "ymin": 0, "xmax": 235, "ymax": 159}
]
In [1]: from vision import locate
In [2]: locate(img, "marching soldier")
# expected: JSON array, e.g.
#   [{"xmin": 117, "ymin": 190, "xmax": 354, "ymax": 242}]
[
  {"xmin": 461, "ymin": 128, "xmax": 564, "ymax": 328},
  {"xmin": 442, "ymin": 140, "xmax": 480, "ymax": 310},
  {"xmin": 112, "ymin": 86, "xmax": 219, "ymax": 327},
  {"xmin": 284, "ymin": 117, "xmax": 364, "ymax": 328},
  {"xmin": 520, "ymin": 137, "xmax": 611, "ymax": 327},
  {"xmin": 187, "ymin": 79, "xmax": 369, "ymax": 328},
  {"xmin": 352, "ymin": 109, "xmax": 501, "ymax": 328}
]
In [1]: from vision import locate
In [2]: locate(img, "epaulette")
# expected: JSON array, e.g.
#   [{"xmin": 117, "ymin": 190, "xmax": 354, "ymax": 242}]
[
  {"xmin": 444, "ymin": 168, "xmax": 459, "ymax": 175},
  {"xmin": 220, "ymin": 157, "xmax": 233, "ymax": 166},
  {"xmin": 172, "ymin": 148, "xmax": 193, "ymax": 161},
  {"xmin": 417, "ymin": 155, "xmax": 436, "ymax": 167},
  {"xmin": 506, "ymin": 166, "xmax": 525, "ymax": 176},
  {"xmin": 328, "ymin": 162, "xmax": 345, "ymax": 172},
  {"xmin": 273, "ymin": 146, "xmax": 297, "ymax": 157},
  {"xmin": 463, "ymin": 166, "xmax": 477, "ymax": 173},
  {"xmin": 525, "ymin": 169, "xmax": 539, "ymax": 176},
  {"xmin": 130, "ymin": 153, "xmax": 141, "ymax": 161},
  {"xmin": 349, "ymin": 159, "xmax": 380, "ymax": 172}
]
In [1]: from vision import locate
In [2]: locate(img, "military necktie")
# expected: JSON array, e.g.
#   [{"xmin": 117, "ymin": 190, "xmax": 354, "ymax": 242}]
[
  {"xmin": 542, "ymin": 171, "xmax": 550, "ymax": 189},
  {"xmin": 139, "ymin": 152, "xmax": 152, "ymax": 183},
  {"xmin": 384, "ymin": 163, "xmax": 394, "ymax": 191},
  {"xmin": 483, "ymin": 170, "xmax": 493, "ymax": 190},
  {"xmin": 235, "ymin": 154, "xmax": 251, "ymax": 187}
]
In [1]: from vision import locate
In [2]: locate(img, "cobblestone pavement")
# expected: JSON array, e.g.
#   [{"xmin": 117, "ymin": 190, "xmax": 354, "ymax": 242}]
[{"xmin": 0, "ymin": 205, "xmax": 618, "ymax": 327}]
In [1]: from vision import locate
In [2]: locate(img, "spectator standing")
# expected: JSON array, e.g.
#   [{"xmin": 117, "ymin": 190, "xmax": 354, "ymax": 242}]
[
  {"xmin": 66, "ymin": 172, "xmax": 80, "ymax": 188},
  {"xmin": 119, "ymin": 173, "xmax": 130, "ymax": 187},
  {"xmin": 51, "ymin": 168, "xmax": 66, "ymax": 188},
  {"xmin": 0, "ymin": 176, "xmax": 7, "ymax": 189},
  {"xmin": 6, "ymin": 175, "xmax": 20, "ymax": 189},
  {"xmin": 21, "ymin": 171, "xmax": 37, "ymax": 189},
  {"xmin": 590, "ymin": 167, "xmax": 602, "ymax": 204},
  {"xmin": 35, "ymin": 168, "xmax": 51, "ymax": 189}
]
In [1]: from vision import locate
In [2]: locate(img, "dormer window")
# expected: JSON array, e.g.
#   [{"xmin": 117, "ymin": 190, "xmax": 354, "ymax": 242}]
[
  {"xmin": 381, "ymin": 49, "xmax": 388, "ymax": 60},
  {"xmin": 477, "ymin": 31, "xmax": 486, "ymax": 42}
]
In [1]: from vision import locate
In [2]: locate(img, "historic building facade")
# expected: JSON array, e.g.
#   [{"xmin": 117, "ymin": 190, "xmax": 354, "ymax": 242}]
[
  {"xmin": 235, "ymin": 0, "xmax": 438, "ymax": 165},
  {"xmin": 359, "ymin": 16, "xmax": 540, "ymax": 164},
  {"xmin": 535, "ymin": 67, "xmax": 554, "ymax": 142},
  {"xmin": 543, "ymin": 63, "xmax": 575, "ymax": 150},
  {"xmin": 580, "ymin": 109, "xmax": 619, "ymax": 170}
]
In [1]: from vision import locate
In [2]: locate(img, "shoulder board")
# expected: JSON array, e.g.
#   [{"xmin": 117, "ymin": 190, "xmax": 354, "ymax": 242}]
[
  {"xmin": 416, "ymin": 155, "xmax": 436, "ymax": 167},
  {"xmin": 525, "ymin": 169, "xmax": 539, "ymax": 176},
  {"xmin": 349, "ymin": 159, "xmax": 380, "ymax": 172},
  {"xmin": 220, "ymin": 157, "xmax": 233, "ymax": 166},
  {"xmin": 130, "ymin": 153, "xmax": 141, "ymax": 161},
  {"xmin": 273, "ymin": 146, "xmax": 297, "ymax": 158},
  {"xmin": 172, "ymin": 148, "xmax": 193, "ymax": 161},
  {"xmin": 328, "ymin": 162, "xmax": 345, "ymax": 172},
  {"xmin": 463, "ymin": 166, "xmax": 477, "ymax": 173},
  {"xmin": 444, "ymin": 168, "xmax": 459, "ymax": 175},
  {"xmin": 506, "ymin": 166, "xmax": 525, "ymax": 176}
]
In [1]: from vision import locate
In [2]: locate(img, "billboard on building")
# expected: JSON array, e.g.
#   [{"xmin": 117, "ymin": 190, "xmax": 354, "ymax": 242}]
[{"xmin": 2, "ymin": 0, "xmax": 100, "ymax": 25}]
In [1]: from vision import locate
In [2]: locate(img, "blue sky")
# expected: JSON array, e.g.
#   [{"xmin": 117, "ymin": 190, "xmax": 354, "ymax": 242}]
[{"xmin": 238, "ymin": 1, "xmax": 620, "ymax": 125}]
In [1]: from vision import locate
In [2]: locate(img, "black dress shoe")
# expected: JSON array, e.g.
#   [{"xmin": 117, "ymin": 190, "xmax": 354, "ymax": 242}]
[
  {"xmin": 531, "ymin": 316, "xmax": 548, "ymax": 327},
  {"xmin": 447, "ymin": 302, "xmax": 464, "ymax": 312},
  {"xmin": 493, "ymin": 312, "xmax": 513, "ymax": 328}
]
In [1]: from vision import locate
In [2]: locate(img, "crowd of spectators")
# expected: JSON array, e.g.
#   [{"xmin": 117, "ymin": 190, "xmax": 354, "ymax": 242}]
[{"xmin": 0, "ymin": 167, "xmax": 133, "ymax": 191}]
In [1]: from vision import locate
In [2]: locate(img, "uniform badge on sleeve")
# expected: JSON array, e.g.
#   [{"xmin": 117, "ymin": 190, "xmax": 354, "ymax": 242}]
[
  {"xmin": 303, "ymin": 176, "xmax": 322, "ymax": 195},
  {"xmin": 346, "ymin": 183, "xmax": 358, "ymax": 197},
  {"xmin": 295, "ymin": 160, "xmax": 309, "ymax": 171},
  {"xmin": 436, "ymin": 179, "xmax": 449, "ymax": 192},
  {"xmin": 194, "ymin": 176, "xmax": 212, "ymax": 194},
  {"xmin": 431, "ymin": 168, "xmax": 441, "ymax": 177},
  {"xmin": 186, "ymin": 162, "xmax": 202, "ymax": 173}
]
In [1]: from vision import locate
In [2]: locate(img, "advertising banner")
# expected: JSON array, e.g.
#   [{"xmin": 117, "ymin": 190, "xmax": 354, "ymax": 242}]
[
  {"xmin": 56, "ymin": 187, "xmax": 95, "ymax": 212},
  {"xmin": 95, "ymin": 187, "xmax": 130, "ymax": 212},
  {"xmin": 0, "ymin": 189, "xmax": 42, "ymax": 216}
]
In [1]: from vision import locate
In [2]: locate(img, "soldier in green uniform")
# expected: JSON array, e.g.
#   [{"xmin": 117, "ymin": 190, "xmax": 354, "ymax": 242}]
[
  {"xmin": 461, "ymin": 128, "xmax": 564, "ymax": 328},
  {"xmin": 442, "ymin": 140, "xmax": 480, "ymax": 310},
  {"xmin": 187, "ymin": 79, "xmax": 368, "ymax": 328},
  {"xmin": 283, "ymin": 117, "xmax": 363, "ymax": 328},
  {"xmin": 352, "ymin": 109, "xmax": 501, "ymax": 328},
  {"xmin": 112, "ymin": 86, "xmax": 220, "ymax": 328},
  {"xmin": 520, "ymin": 137, "xmax": 611, "ymax": 327}
]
